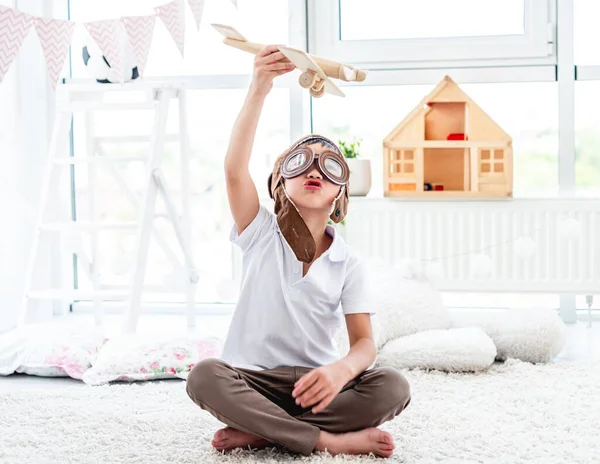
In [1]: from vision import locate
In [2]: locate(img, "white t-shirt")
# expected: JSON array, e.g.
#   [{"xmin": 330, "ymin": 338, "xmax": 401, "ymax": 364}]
[{"xmin": 220, "ymin": 205, "xmax": 374, "ymax": 371}]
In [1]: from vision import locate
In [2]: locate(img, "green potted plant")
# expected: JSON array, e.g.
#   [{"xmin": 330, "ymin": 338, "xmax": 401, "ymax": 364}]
[{"xmin": 338, "ymin": 138, "xmax": 371, "ymax": 196}]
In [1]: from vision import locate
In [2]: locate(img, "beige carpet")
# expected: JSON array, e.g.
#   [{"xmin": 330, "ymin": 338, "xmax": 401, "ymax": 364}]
[{"xmin": 1, "ymin": 359, "xmax": 599, "ymax": 463}]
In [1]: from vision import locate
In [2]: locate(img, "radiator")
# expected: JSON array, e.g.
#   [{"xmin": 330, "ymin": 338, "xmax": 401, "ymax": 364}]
[{"xmin": 344, "ymin": 198, "xmax": 600, "ymax": 294}]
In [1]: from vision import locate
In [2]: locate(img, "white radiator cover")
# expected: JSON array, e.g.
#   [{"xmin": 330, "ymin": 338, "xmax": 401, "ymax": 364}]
[{"xmin": 344, "ymin": 198, "xmax": 600, "ymax": 294}]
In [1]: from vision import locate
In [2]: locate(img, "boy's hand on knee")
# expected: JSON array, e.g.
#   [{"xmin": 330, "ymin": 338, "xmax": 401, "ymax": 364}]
[{"xmin": 291, "ymin": 364, "xmax": 349, "ymax": 414}]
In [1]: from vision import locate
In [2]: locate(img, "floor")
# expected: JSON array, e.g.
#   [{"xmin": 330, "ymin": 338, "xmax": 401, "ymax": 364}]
[{"xmin": 1, "ymin": 312, "xmax": 599, "ymax": 393}]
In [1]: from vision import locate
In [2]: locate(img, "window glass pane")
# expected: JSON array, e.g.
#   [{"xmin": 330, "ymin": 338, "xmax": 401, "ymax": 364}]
[
  {"xmin": 575, "ymin": 81, "xmax": 600, "ymax": 195},
  {"xmin": 312, "ymin": 82, "xmax": 558, "ymax": 197},
  {"xmin": 69, "ymin": 0, "xmax": 287, "ymax": 77},
  {"xmin": 340, "ymin": 0, "xmax": 524, "ymax": 41},
  {"xmin": 574, "ymin": 0, "xmax": 600, "ymax": 65},
  {"xmin": 73, "ymin": 89, "xmax": 290, "ymax": 303}
]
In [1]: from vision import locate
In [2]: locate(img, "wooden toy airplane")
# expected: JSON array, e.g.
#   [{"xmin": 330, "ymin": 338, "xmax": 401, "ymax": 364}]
[{"xmin": 211, "ymin": 24, "xmax": 367, "ymax": 98}]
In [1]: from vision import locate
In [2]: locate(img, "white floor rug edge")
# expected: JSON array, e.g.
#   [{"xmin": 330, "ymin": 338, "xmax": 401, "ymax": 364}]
[{"xmin": 1, "ymin": 359, "xmax": 599, "ymax": 464}]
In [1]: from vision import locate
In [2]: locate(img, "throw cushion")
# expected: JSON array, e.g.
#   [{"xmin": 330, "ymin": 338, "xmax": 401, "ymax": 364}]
[
  {"xmin": 82, "ymin": 334, "xmax": 222, "ymax": 386},
  {"xmin": 450, "ymin": 307, "xmax": 568, "ymax": 363},
  {"xmin": 368, "ymin": 263, "xmax": 451, "ymax": 348},
  {"xmin": 0, "ymin": 324, "xmax": 107, "ymax": 379},
  {"xmin": 376, "ymin": 327, "xmax": 497, "ymax": 372}
]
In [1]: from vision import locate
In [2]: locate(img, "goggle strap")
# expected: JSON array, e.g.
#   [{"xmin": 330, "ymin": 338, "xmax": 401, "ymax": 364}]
[
  {"xmin": 282, "ymin": 184, "xmax": 305, "ymax": 219},
  {"xmin": 333, "ymin": 185, "xmax": 345, "ymax": 202}
]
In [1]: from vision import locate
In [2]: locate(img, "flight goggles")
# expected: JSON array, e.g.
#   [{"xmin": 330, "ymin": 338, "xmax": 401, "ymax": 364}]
[{"xmin": 280, "ymin": 137, "xmax": 349, "ymax": 186}]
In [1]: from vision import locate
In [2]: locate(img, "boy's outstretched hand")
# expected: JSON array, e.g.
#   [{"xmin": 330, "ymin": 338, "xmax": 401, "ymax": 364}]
[
  {"xmin": 292, "ymin": 362, "xmax": 352, "ymax": 414},
  {"xmin": 250, "ymin": 45, "xmax": 296, "ymax": 97}
]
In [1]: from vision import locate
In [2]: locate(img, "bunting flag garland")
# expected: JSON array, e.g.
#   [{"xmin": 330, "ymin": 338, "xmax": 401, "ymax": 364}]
[
  {"xmin": 34, "ymin": 18, "xmax": 75, "ymax": 90},
  {"xmin": 0, "ymin": 6, "xmax": 35, "ymax": 83},
  {"xmin": 187, "ymin": 0, "xmax": 205, "ymax": 31},
  {"xmin": 85, "ymin": 19, "xmax": 125, "ymax": 83},
  {"xmin": 156, "ymin": 0, "xmax": 186, "ymax": 57},
  {"xmin": 0, "ymin": 0, "xmax": 217, "ymax": 90},
  {"xmin": 122, "ymin": 15, "xmax": 156, "ymax": 77}
]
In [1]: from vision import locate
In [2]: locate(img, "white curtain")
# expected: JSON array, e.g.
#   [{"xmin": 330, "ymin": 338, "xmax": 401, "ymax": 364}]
[{"xmin": 0, "ymin": 0, "xmax": 57, "ymax": 332}]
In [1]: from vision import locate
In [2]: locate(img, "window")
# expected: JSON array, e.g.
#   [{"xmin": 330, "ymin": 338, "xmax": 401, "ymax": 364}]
[
  {"xmin": 58, "ymin": 0, "xmax": 597, "ymax": 319},
  {"xmin": 69, "ymin": 0, "xmax": 293, "ymax": 303},
  {"xmin": 69, "ymin": 0, "xmax": 289, "ymax": 78},
  {"xmin": 479, "ymin": 149, "xmax": 505, "ymax": 174},
  {"xmin": 390, "ymin": 150, "xmax": 414, "ymax": 175},
  {"xmin": 340, "ymin": 0, "xmax": 525, "ymax": 41},
  {"xmin": 574, "ymin": 0, "xmax": 600, "ymax": 66},
  {"xmin": 575, "ymin": 82, "xmax": 600, "ymax": 196},
  {"xmin": 310, "ymin": 0, "xmax": 553, "ymax": 66},
  {"xmin": 73, "ymin": 88, "xmax": 290, "ymax": 303}
]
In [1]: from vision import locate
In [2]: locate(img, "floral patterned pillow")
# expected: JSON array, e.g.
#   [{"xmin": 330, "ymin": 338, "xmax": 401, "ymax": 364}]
[
  {"xmin": 0, "ymin": 324, "xmax": 108, "ymax": 379},
  {"xmin": 82, "ymin": 334, "xmax": 222, "ymax": 386}
]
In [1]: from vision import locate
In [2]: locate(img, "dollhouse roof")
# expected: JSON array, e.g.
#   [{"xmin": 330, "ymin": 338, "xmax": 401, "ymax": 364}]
[{"xmin": 383, "ymin": 75, "xmax": 511, "ymax": 143}]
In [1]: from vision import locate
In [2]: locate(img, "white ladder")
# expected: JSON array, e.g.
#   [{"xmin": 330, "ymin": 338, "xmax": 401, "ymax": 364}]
[{"xmin": 18, "ymin": 80, "xmax": 198, "ymax": 333}]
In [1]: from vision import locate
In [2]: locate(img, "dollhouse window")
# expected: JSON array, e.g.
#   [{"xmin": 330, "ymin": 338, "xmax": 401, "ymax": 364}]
[
  {"xmin": 390, "ymin": 149, "xmax": 415, "ymax": 176},
  {"xmin": 480, "ymin": 149, "xmax": 505, "ymax": 175}
]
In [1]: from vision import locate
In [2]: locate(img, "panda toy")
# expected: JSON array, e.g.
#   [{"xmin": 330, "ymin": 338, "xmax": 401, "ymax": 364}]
[{"xmin": 82, "ymin": 40, "xmax": 139, "ymax": 84}]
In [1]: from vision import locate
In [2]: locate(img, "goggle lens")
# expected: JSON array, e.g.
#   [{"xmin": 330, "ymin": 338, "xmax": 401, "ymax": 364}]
[
  {"xmin": 286, "ymin": 152, "xmax": 307, "ymax": 170},
  {"xmin": 324, "ymin": 157, "xmax": 343, "ymax": 178}
]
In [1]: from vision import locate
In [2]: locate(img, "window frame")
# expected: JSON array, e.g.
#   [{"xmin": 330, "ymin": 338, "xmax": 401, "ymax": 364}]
[
  {"xmin": 308, "ymin": 0, "xmax": 555, "ymax": 68},
  {"xmin": 57, "ymin": 0, "xmax": 598, "ymax": 318}
]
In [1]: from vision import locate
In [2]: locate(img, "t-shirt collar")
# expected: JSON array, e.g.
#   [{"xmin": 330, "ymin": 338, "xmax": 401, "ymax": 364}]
[{"xmin": 324, "ymin": 224, "xmax": 346, "ymax": 262}]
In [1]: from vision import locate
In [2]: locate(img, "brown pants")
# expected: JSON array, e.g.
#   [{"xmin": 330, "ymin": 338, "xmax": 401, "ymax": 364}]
[{"xmin": 186, "ymin": 358, "xmax": 411, "ymax": 456}]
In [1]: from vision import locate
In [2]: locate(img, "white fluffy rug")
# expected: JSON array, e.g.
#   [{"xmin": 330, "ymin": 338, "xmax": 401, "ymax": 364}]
[{"xmin": 1, "ymin": 360, "xmax": 599, "ymax": 464}]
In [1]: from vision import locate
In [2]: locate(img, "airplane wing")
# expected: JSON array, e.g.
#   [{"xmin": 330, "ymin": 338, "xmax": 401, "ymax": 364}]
[
  {"xmin": 278, "ymin": 46, "xmax": 345, "ymax": 98},
  {"xmin": 211, "ymin": 24, "xmax": 247, "ymax": 42}
]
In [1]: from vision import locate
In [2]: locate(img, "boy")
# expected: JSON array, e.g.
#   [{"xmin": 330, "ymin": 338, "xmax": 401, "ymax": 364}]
[{"xmin": 186, "ymin": 45, "xmax": 411, "ymax": 458}]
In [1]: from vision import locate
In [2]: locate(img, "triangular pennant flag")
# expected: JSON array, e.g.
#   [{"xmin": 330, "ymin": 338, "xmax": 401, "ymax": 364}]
[
  {"xmin": 122, "ymin": 15, "xmax": 156, "ymax": 78},
  {"xmin": 34, "ymin": 18, "xmax": 75, "ymax": 90},
  {"xmin": 0, "ymin": 6, "xmax": 35, "ymax": 83},
  {"xmin": 155, "ymin": 0, "xmax": 185, "ymax": 57},
  {"xmin": 85, "ymin": 19, "xmax": 125, "ymax": 83},
  {"xmin": 187, "ymin": 0, "xmax": 205, "ymax": 31}
]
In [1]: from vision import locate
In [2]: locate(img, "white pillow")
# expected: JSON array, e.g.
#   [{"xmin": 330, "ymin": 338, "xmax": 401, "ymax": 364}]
[
  {"xmin": 0, "ymin": 324, "xmax": 107, "ymax": 379},
  {"xmin": 82, "ymin": 334, "xmax": 222, "ymax": 386},
  {"xmin": 376, "ymin": 327, "xmax": 497, "ymax": 372},
  {"xmin": 450, "ymin": 307, "xmax": 567, "ymax": 363},
  {"xmin": 368, "ymin": 263, "xmax": 451, "ymax": 348}
]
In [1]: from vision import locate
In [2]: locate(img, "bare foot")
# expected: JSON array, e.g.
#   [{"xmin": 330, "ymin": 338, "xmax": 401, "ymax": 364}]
[
  {"xmin": 211, "ymin": 427, "xmax": 271, "ymax": 452},
  {"xmin": 315, "ymin": 428, "xmax": 395, "ymax": 458}
]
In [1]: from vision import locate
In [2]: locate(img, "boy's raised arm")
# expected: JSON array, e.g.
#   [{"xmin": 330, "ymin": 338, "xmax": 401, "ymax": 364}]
[{"xmin": 224, "ymin": 45, "xmax": 295, "ymax": 235}]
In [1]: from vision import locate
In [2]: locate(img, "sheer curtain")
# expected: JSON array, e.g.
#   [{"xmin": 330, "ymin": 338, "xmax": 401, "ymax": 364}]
[{"xmin": 0, "ymin": 0, "xmax": 57, "ymax": 332}]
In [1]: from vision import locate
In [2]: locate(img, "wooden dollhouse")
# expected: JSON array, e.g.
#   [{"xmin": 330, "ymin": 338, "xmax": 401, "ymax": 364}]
[{"xmin": 383, "ymin": 76, "xmax": 513, "ymax": 198}]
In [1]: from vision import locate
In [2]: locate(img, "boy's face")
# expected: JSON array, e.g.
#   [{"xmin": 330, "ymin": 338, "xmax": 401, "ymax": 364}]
[{"xmin": 283, "ymin": 142, "xmax": 342, "ymax": 213}]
